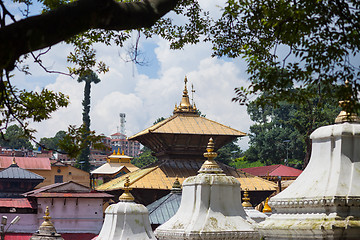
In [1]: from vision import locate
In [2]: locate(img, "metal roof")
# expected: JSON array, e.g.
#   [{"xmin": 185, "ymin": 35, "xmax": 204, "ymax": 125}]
[
  {"xmin": 0, "ymin": 156, "xmax": 51, "ymax": 170},
  {"xmin": 91, "ymin": 162, "xmax": 138, "ymax": 175},
  {"xmin": 147, "ymin": 192, "xmax": 182, "ymax": 225},
  {"xmin": 5, "ymin": 233, "xmax": 97, "ymax": 240},
  {"xmin": 0, "ymin": 198, "xmax": 37, "ymax": 208},
  {"xmin": 24, "ymin": 192, "xmax": 113, "ymax": 198},
  {"xmin": 240, "ymin": 164, "xmax": 303, "ymax": 177},
  {"xmin": 23, "ymin": 181, "xmax": 113, "ymax": 199},
  {"xmin": 129, "ymin": 114, "xmax": 246, "ymax": 139},
  {"xmin": 0, "ymin": 163, "xmax": 44, "ymax": 180}
]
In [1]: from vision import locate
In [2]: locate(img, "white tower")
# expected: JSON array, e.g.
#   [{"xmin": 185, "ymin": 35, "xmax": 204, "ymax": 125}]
[{"xmin": 119, "ymin": 113, "xmax": 126, "ymax": 139}]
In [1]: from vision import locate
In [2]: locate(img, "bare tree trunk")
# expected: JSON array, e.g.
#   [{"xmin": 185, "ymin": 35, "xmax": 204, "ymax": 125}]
[{"xmin": 0, "ymin": 0, "xmax": 179, "ymax": 70}]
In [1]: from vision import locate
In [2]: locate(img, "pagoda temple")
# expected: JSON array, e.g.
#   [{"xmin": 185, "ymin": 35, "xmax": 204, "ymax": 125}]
[{"xmin": 96, "ymin": 77, "xmax": 276, "ymax": 205}]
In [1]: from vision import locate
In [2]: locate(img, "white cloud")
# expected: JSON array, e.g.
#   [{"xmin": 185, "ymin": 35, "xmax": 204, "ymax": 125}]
[{"xmin": 10, "ymin": 6, "xmax": 252, "ymax": 150}]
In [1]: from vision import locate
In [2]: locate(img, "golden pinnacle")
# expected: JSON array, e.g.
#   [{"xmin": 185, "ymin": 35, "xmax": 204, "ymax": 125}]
[
  {"xmin": 263, "ymin": 197, "xmax": 272, "ymax": 213},
  {"xmin": 119, "ymin": 176, "xmax": 135, "ymax": 202},
  {"xmin": 41, "ymin": 206, "xmax": 54, "ymax": 227},
  {"xmin": 242, "ymin": 188, "xmax": 252, "ymax": 208},
  {"xmin": 199, "ymin": 138, "xmax": 223, "ymax": 174}
]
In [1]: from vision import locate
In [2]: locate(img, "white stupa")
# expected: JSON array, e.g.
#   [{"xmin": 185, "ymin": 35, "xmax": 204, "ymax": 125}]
[
  {"xmin": 257, "ymin": 100, "xmax": 360, "ymax": 239},
  {"xmin": 155, "ymin": 138, "xmax": 259, "ymax": 240},
  {"xmin": 96, "ymin": 177, "xmax": 155, "ymax": 240}
]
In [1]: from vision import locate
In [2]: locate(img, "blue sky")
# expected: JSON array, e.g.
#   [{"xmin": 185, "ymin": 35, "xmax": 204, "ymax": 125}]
[{"xmin": 6, "ymin": 0, "xmax": 253, "ymax": 150}]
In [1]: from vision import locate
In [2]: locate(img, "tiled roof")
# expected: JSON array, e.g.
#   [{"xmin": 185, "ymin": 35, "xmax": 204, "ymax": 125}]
[
  {"xmin": 147, "ymin": 192, "xmax": 182, "ymax": 225},
  {"xmin": 0, "ymin": 156, "xmax": 51, "ymax": 170},
  {"xmin": 129, "ymin": 114, "xmax": 246, "ymax": 139},
  {"xmin": 96, "ymin": 159, "xmax": 276, "ymax": 192},
  {"xmin": 240, "ymin": 164, "xmax": 303, "ymax": 177},
  {"xmin": 0, "ymin": 198, "xmax": 37, "ymax": 208},
  {"xmin": 23, "ymin": 181, "xmax": 113, "ymax": 199},
  {"xmin": 24, "ymin": 192, "xmax": 113, "ymax": 198},
  {"xmin": 5, "ymin": 233, "xmax": 97, "ymax": 240},
  {"xmin": 0, "ymin": 163, "xmax": 44, "ymax": 180}
]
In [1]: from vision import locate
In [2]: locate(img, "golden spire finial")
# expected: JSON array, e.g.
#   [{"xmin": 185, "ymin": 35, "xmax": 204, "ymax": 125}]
[
  {"xmin": 119, "ymin": 176, "xmax": 135, "ymax": 202},
  {"xmin": 199, "ymin": 138, "xmax": 223, "ymax": 174},
  {"xmin": 263, "ymin": 197, "xmax": 272, "ymax": 213},
  {"xmin": 122, "ymin": 150, "xmax": 124, "ymax": 155},
  {"xmin": 41, "ymin": 206, "xmax": 54, "ymax": 227},
  {"xmin": 117, "ymin": 148, "xmax": 120, "ymax": 155},
  {"xmin": 113, "ymin": 150, "xmax": 116, "ymax": 155},
  {"xmin": 173, "ymin": 76, "xmax": 197, "ymax": 114},
  {"xmin": 335, "ymin": 80, "xmax": 360, "ymax": 123},
  {"xmin": 242, "ymin": 188, "xmax": 252, "ymax": 208},
  {"xmin": 171, "ymin": 177, "xmax": 182, "ymax": 193},
  {"xmin": 12, "ymin": 157, "xmax": 16, "ymax": 165}
]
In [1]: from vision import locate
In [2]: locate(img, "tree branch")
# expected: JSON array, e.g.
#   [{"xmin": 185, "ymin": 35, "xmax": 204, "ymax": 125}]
[{"xmin": 0, "ymin": 0, "xmax": 179, "ymax": 71}]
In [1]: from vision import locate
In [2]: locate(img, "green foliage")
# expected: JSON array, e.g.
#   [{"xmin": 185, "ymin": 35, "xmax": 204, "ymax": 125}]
[
  {"xmin": 215, "ymin": 140, "xmax": 243, "ymax": 165},
  {"xmin": 244, "ymin": 86, "xmax": 340, "ymax": 167},
  {"xmin": 211, "ymin": 0, "xmax": 360, "ymax": 112},
  {"xmin": 75, "ymin": 71, "xmax": 101, "ymax": 171},
  {"xmin": 0, "ymin": 124, "xmax": 33, "ymax": 149},
  {"xmin": 58, "ymin": 125, "xmax": 109, "ymax": 172},
  {"xmin": 0, "ymin": 75, "xmax": 69, "ymax": 140},
  {"xmin": 131, "ymin": 146, "xmax": 157, "ymax": 168},
  {"xmin": 39, "ymin": 130, "xmax": 66, "ymax": 151},
  {"xmin": 229, "ymin": 157, "xmax": 264, "ymax": 169}
]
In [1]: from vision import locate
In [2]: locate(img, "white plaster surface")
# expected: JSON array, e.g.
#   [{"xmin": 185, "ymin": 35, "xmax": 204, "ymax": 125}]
[
  {"xmin": 244, "ymin": 207, "xmax": 268, "ymax": 223},
  {"xmin": 257, "ymin": 122, "xmax": 360, "ymax": 239},
  {"xmin": 155, "ymin": 172, "xmax": 259, "ymax": 239},
  {"xmin": 96, "ymin": 201, "xmax": 155, "ymax": 240}
]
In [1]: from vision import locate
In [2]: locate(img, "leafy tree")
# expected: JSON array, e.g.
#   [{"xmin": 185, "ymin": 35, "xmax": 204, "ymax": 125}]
[
  {"xmin": 245, "ymin": 87, "xmax": 340, "ymax": 168},
  {"xmin": 230, "ymin": 158, "xmax": 265, "ymax": 169},
  {"xmin": 215, "ymin": 140, "xmax": 243, "ymax": 165},
  {"xmin": 131, "ymin": 146, "xmax": 157, "ymax": 168},
  {"xmin": 39, "ymin": 130, "xmax": 66, "ymax": 151},
  {"xmin": 0, "ymin": 125, "xmax": 33, "ymax": 150},
  {"xmin": 210, "ymin": 0, "xmax": 360, "ymax": 113},
  {"xmin": 75, "ymin": 71, "xmax": 101, "ymax": 172}
]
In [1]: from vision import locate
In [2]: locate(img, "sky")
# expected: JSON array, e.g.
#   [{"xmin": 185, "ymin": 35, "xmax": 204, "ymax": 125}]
[{"xmin": 8, "ymin": 0, "xmax": 253, "ymax": 150}]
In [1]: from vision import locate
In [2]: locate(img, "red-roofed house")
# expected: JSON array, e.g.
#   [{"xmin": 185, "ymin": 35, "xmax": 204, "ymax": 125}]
[
  {"xmin": 239, "ymin": 164, "xmax": 303, "ymax": 181},
  {"xmin": 1, "ymin": 181, "xmax": 112, "ymax": 236},
  {"xmin": 0, "ymin": 157, "xmax": 90, "ymax": 188}
]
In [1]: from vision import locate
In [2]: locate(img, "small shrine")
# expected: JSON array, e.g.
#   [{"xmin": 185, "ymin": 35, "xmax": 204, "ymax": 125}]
[
  {"xmin": 96, "ymin": 177, "xmax": 155, "ymax": 240},
  {"xmin": 257, "ymin": 98, "xmax": 360, "ymax": 239},
  {"xmin": 30, "ymin": 206, "xmax": 64, "ymax": 240},
  {"xmin": 97, "ymin": 77, "xmax": 276, "ymax": 205},
  {"xmin": 91, "ymin": 149, "xmax": 138, "ymax": 185},
  {"xmin": 155, "ymin": 138, "xmax": 259, "ymax": 239},
  {"xmin": 0, "ymin": 159, "xmax": 44, "ymax": 197}
]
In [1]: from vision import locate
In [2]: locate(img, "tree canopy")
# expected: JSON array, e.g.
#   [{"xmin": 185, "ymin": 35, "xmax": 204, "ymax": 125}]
[
  {"xmin": 211, "ymin": 0, "xmax": 360, "ymax": 113},
  {"xmin": 244, "ymin": 86, "xmax": 340, "ymax": 168},
  {"xmin": 0, "ymin": 124, "xmax": 33, "ymax": 150}
]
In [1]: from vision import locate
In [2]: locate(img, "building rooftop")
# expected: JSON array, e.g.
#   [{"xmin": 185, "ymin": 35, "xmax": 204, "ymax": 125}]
[
  {"xmin": 0, "ymin": 156, "xmax": 51, "ymax": 170},
  {"xmin": 239, "ymin": 164, "xmax": 303, "ymax": 177},
  {"xmin": 0, "ymin": 161, "xmax": 44, "ymax": 180},
  {"xmin": 96, "ymin": 159, "xmax": 276, "ymax": 192}
]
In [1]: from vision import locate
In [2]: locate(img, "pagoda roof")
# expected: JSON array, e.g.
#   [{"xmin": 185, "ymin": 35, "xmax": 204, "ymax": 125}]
[
  {"xmin": 96, "ymin": 159, "xmax": 276, "ymax": 192},
  {"xmin": 129, "ymin": 113, "xmax": 246, "ymax": 139},
  {"xmin": 0, "ymin": 161, "xmax": 44, "ymax": 180}
]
